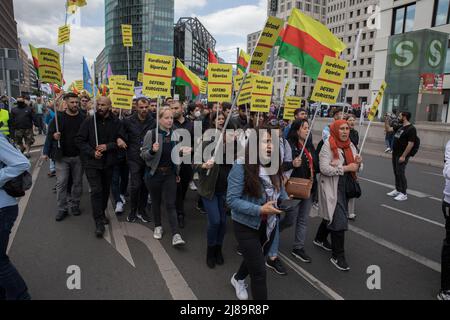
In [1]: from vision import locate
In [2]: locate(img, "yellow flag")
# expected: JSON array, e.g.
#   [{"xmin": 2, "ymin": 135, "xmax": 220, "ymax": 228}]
[
  {"xmin": 121, "ymin": 25, "xmax": 133, "ymax": 47},
  {"xmin": 66, "ymin": 0, "xmax": 87, "ymax": 13},
  {"xmin": 57, "ymin": 25, "xmax": 71, "ymax": 46}
]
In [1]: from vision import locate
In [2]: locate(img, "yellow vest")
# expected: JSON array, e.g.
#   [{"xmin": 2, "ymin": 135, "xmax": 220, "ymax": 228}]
[{"xmin": 0, "ymin": 109, "xmax": 10, "ymax": 136}]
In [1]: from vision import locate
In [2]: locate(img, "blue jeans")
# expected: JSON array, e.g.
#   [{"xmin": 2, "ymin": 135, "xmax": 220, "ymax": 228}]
[
  {"xmin": 202, "ymin": 193, "xmax": 226, "ymax": 246},
  {"xmin": 0, "ymin": 205, "xmax": 30, "ymax": 300},
  {"xmin": 111, "ymin": 161, "xmax": 129, "ymax": 205},
  {"xmin": 49, "ymin": 160, "xmax": 55, "ymax": 172}
]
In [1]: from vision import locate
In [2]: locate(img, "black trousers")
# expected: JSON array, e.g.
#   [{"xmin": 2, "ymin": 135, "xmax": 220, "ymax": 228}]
[
  {"xmin": 128, "ymin": 160, "xmax": 148, "ymax": 216},
  {"xmin": 234, "ymin": 221, "xmax": 275, "ymax": 300},
  {"xmin": 315, "ymin": 219, "xmax": 345, "ymax": 260},
  {"xmin": 176, "ymin": 164, "xmax": 193, "ymax": 216},
  {"xmin": 85, "ymin": 167, "xmax": 113, "ymax": 223},
  {"xmin": 392, "ymin": 156, "xmax": 409, "ymax": 194},
  {"xmin": 442, "ymin": 201, "xmax": 450, "ymax": 291}
]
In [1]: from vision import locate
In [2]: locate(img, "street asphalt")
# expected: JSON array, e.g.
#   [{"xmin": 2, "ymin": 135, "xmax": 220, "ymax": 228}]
[{"xmin": 7, "ymin": 141, "xmax": 447, "ymax": 300}]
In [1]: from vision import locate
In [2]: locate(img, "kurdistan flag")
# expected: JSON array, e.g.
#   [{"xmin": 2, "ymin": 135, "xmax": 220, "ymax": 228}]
[
  {"xmin": 67, "ymin": 0, "xmax": 87, "ymax": 14},
  {"xmin": 237, "ymin": 50, "xmax": 250, "ymax": 74},
  {"xmin": 278, "ymin": 8, "xmax": 346, "ymax": 79},
  {"xmin": 29, "ymin": 44, "xmax": 40, "ymax": 77},
  {"xmin": 175, "ymin": 59, "xmax": 202, "ymax": 97}
]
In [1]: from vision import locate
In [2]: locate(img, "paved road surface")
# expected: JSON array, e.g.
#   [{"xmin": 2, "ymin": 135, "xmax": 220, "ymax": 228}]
[{"xmin": 8, "ymin": 143, "xmax": 446, "ymax": 300}]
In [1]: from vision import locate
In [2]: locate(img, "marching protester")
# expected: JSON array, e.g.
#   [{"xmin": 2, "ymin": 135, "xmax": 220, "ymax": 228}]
[
  {"xmin": 386, "ymin": 111, "xmax": 417, "ymax": 202},
  {"xmin": 119, "ymin": 97, "xmax": 154, "ymax": 222},
  {"xmin": 227, "ymin": 127, "xmax": 286, "ymax": 300},
  {"xmin": 33, "ymin": 97, "xmax": 46, "ymax": 135},
  {"xmin": 110, "ymin": 107, "xmax": 129, "ymax": 215},
  {"xmin": 48, "ymin": 93, "xmax": 85, "ymax": 221},
  {"xmin": 283, "ymin": 107, "xmax": 308, "ymax": 139},
  {"xmin": 10, "ymin": 96, "xmax": 35, "ymax": 158},
  {"xmin": 79, "ymin": 95, "xmax": 91, "ymax": 117},
  {"xmin": 440, "ymin": 140, "xmax": 450, "ymax": 300},
  {"xmin": 314, "ymin": 119, "xmax": 362, "ymax": 271},
  {"xmin": 196, "ymin": 111, "xmax": 234, "ymax": 268},
  {"xmin": 0, "ymin": 102, "xmax": 11, "ymax": 138},
  {"xmin": 0, "ymin": 131, "xmax": 31, "ymax": 300},
  {"xmin": 141, "ymin": 107, "xmax": 190, "ymax": 247},
  {"xmin": 384, "ymin": 109, "xmax": 398, "ymax": 153},
  {"xmin": 75, "ymin": 96, "xmax": 121, "ymax": 237},
  {"xmin": 346, "ymin": 113, "xmax": 359, "ymax": 220}
]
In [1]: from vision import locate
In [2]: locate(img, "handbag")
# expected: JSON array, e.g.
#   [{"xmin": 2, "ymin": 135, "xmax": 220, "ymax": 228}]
[
  {"xmin": 285, "ymin": 159, "xmax": 314, "ymax": 199},
  {"xmin": 344, "ymin": 173, "xmax": 361, "ymax": 199}
]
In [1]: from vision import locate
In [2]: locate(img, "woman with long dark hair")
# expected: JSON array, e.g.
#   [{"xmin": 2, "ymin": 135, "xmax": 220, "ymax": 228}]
[{"xmin": 227, "ymin": 127, "xmax": 287, "ymax": 300}]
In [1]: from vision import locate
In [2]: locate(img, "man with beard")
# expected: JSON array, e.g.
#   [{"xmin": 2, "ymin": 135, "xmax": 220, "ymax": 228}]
[
  {"xmin": 118, "ymin": 97, "xmax": 155, "ymax": 223},
  {"xmin": 171, "ymin": 100, "xmax": 194, "ymax": 228},
  {"xmin": 75, "ymin": 97, "xmax": 121, "ymax": 237},
  {"xmin": 48, "ymin": 93, "xmax": 85, "ymax": 221},
  {"xmin": 10, "ymin": 96, "xmax": 35, "ymax": 157}
]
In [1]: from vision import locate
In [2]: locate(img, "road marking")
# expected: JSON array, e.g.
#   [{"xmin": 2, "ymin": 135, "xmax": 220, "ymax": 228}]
[
  {"xmin": 381, "ymin": 204, "xmax": 445, "ymax": 228},
  {"xmin": 349, "ymin": 225, "xmax": 441, "ymax": 273},
  {"xmin": 359, "ymin": 177, "xmax": 441, "ymax": 201},
  {"xmin": 29, "ymin": 149, "xmax": 41, "ymax": 154},
  {"xmin": 105, "ymin": 205, "xmax": 197, "ymax": 300},
  {"xmin": 279, "ymin": 252, "xmax": 344, "ymax": 300},
  {"xmin": 7, "ymin": 158, "xmax": 43, "ymax": 253},
  {"xmin": 430, "ymin": 197, "xmax": 442, "ymax": 202},
  {"xmin": 423, "ymin": 171, "xmax": 442, "ymax": 177}
]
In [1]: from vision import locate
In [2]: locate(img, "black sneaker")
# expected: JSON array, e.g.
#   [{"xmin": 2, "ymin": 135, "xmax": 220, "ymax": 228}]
[
  {"xmin": 196, "ymin": 205, "xmax": 207, "ymax": 214},
  {"xmin": 236, "ymin": 246, "xmax": 243, "ymax": 256},
  {"xmin": 55, "ymin": 210, "xmax": 68, "ymax": 222},
  {"xmin": 95, "ymin": 222, "xmax": 105, "ymax": 238},
  {"xmin": 313, "ymin": 239, "xmax": 332, "ymax": 252},
  {"xmin": 265, "ymin": 258, "xmax": 288, "ymax": 276},
  {"xmin": 71, "ymin": 207, "xmax": 81, "ymax": 216},
  {"xmin": 101, "ymin": 216, "xmax": 110, "ymax": 225},
  {"xmin": 177, "ymin": 215, "xmax": 185, "ymax": 229},
  {"xmin": 291, "ymin": 248, "xmax": 312, "ymax": 263},
  {"xmin": 127, "ymin": 213, "xmax": 137, "ymax": 223},
  {"xmin": 137, "ymin": 213, "xmax": 150, "ymax": 223},
  {"xmin": 330, "ymin": 257, "xmax": 350, "ymax": 271}
]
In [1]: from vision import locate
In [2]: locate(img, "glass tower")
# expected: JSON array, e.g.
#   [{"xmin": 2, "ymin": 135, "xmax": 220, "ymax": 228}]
[{"xmin": 105, "ymin": 0, "xmax": 174, "ymax": 82}]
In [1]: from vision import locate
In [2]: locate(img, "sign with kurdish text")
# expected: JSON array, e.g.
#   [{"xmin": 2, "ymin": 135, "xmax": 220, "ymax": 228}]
[
  {"xmin": 138, "ymin": 72, "xmax": 143, "ymax": 83},
  {"xmin": 250, "ymin": 75, "xmax": 273, "ymax": 113},
  {"xmin": 57, "ymin": 25, "xmax": 71, "ymax": 46},
  {"xmin": 37, "ymin": 48, "xmax": 62, "ymax": 86},
  {"xmin": 121, "ymin": 24, "xmax": 133, "ymax": 47},
  {"xmin": 234, "ymin": 74, "xmax": 253, "ymax": 106},
  {"xmin": 311, "ymin": 56, "xmax": 348, "ymax": 104},
  {"xmin": 200, "ymin": 80, "xmax": 207, "ymax": 95},
  {"xmin": 74, "ymin": 80, "xmax": 83, "ymax": 91},
  {"xmin": 249, "ymin": 16, "xmax": 283, "ymax": 71},
  {"xmin": 110, "ymin": 79, "xmax": 134, "ymax": 110},
  {"xmin": 368, "ymin": 81, "xmax": 387, "ymax": 121},
  {"xmin": 207, "ymin": 64, "xmax": 233, "ymax": 103},
  {"xmin": 283, "ymin": 108, "xmax": 296, "ymax": 121},
  {"xmin": 109, "ymin": 75, "xmax": 127, "ymax": 91},
  {"xmin": 143, "ymin": 53, "xmax": 174, "ymax": 98},
  {"xmin": 284, "ymin": 96, "xmax": 302, "ymax": 109}
]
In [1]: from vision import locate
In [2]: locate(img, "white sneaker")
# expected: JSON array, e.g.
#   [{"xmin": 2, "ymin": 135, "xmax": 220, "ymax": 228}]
[
  {"xmin": 154, "ymin": 226, "xmax": 163, "ymax": 240},
  {"xmin": 115, "ymin": 202, "xmax": 124, "ymax": 214},
  {"xmin": 437, "ymin": 290, "xmax": 450, "ymax": 300},
  {"xmin": 120, "ymin": 194, "xmax": 126, "ymax": 205},
  {"xmin": 189, "ymin": 181, "xmax": 197, "ymax": 191},
  {"xmin": 172, "ymin": 233, "xmax": 185, "ymax": 246},
  {"xmin": 348, "ymin": 213, "xmax": 356, "ymax": 220},
  {"xmin": 387, "ymin": 190, "xmax": 400, "ymax": 197},
  {"xmin": 394, "ymin": 193, "xmax": 408, "ymax": 201},
  {"xmin": 384, "ymin": 147, "xmax": 391, "ymax": 153},
  {"xmin": 230, "ymin": 273, "xmax": 248, "ymax": 300}
]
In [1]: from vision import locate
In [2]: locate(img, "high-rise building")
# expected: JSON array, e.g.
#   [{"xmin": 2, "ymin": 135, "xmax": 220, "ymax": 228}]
[
  {"xmin": 247, "ymin": 0, "xmax": 327, "ymax": 101},
  {"xmin": 326, "ymin": 0, "xmax": 378, "ymax": 107},
  {"xmin": 0, "ymin": 0, "xmax": 18, "ymax": 49},
  {"xmin": 104, "ymin": 0, "xmax": 174, "ymax": 83},
  {"xmin": 19, "ymin": 43, "xmax": 32, "ymax": 95}
]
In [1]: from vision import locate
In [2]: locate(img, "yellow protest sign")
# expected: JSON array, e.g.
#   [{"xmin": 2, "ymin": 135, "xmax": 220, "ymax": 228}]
[
  {"xmin": 110, "ymin": 79, "xmax": 135, "ymax": 110},
  {"xmin": 200, "ymin": 80, "xmax": 207, "ymax": 95},
  {"xmin": 234, "ymin": 74, "xmax": 253, "ymax": 106},
  {"xmin": 143, "ymin": 53, "xmax": 174, "ymax": 98},
  {"xmin": 57, "ymin": 25, "xmax": 70, "ymax": 46},
  {"xmin": 74, "ymin": 80, "xmax": 83, "ymax": 91},
  {"xmin": 311, "ymin": 56, "xmax": 348, "ymax": 104},
  {"xmin": 138, "ymin": 72, "xmax": 143, "ymax": 83},
  {"xmin": 283, "ymin": 108, "xmax": 297, "ymax": 121},
  {"xmin": 284, "ymin": 96, "xmax": 302, "ymax": 109},
  {"xmin": 37, "ymin": 48, "xmax": 62, "ymax": 85},
  {"xmin": 109, "ymin": 75, "xmax": 127, "ymax": 91},
  {"xmin": 368, "ymin": 81, "xmax": 387, "ymax": 121},
  {"xmin": 121, "ymin": 24, "xmax": 133, "ymax": 47},
  {"xmin": 207, "ymin": 64, "xmax": 233, "ymax": 103},
  {"xmin": 250, "ymin": 75, "xmax": 273, "ymax": 113},
  {"xmin": 249, "ymin": 16, "xmax": 283, "ymax": 71}
]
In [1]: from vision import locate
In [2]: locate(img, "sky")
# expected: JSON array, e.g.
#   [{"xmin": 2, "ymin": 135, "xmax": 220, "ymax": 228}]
[{"xmin": 14, "ymin": 0, "xmax": 268, "ymax": 88}]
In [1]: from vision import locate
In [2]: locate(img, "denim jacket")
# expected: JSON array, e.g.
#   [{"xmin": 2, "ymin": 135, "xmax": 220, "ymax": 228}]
[{"xmin": 226, "ymin": 160, "xmax": 288, "ymax": 230}]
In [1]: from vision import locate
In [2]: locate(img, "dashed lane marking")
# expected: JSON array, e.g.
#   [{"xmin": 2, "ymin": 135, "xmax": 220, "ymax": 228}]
[{"xmin": 381, "ymin": 204, "xmax": 445, "ymax": 228}]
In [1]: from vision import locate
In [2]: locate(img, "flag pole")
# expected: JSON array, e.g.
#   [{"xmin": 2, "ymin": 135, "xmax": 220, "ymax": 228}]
[
  {"xmin": 52, "ymin": 85, "xmax": 61, "ymax": 149},
  {"xmin": 298, "ymin": 102, "xmax": 321, "ymax": 160},
  {"xmin": 156, "ymin": 96, "xmax": 160, "ymax": 134},
  {"xmin": 92, "ymin": 60, "xmax": 99, "ymax": 146},
  {"xmin": 126, "ymin": 47, "xmax": 131, "ymax": 80},
  {"xmin": 358, "ymin": 119, "xmax": 372, "ymax": 157}
]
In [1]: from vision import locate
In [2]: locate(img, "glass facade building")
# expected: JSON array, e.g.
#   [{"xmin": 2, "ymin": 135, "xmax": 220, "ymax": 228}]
[{"xmin": 105, "ymin": 0, "xmax": 174, "ymax": 82}]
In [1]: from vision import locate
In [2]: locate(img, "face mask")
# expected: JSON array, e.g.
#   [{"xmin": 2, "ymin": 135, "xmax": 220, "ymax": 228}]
[
  {"xmin": 17, "ymin": 101, "xmax": 26, "ymax": 107},
  {"xmin": 194, "ymin": 111, "xmax": 201, "ymax": 118}
]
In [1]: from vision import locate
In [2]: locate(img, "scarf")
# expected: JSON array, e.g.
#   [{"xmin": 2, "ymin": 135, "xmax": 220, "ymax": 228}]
[{"xmin": 329, "ymin": 120, "xmax": 356, "ymax": 179}]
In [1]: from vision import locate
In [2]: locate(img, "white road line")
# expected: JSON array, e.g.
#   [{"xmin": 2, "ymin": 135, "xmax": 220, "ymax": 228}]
[
  {"xmin": 359, "ymin": 177, "xmax": 441, "ymax": 201},
  {"xmin": 430, "ymin": 197, "xmax": 442, "ymax": 202},
  {"xmin": 423, "ymin": 171, "xmax": 443, "ymax": 177},
  {"xmin": 29, "ymin": 149, "xmax": 41, "ymax": 154},
  {"xmin": 381, "ymin": 204, "xmax": 445, "ymax": 228},
  {"xmin": 7, "ymin": 159, "xmax": 43, "ymax": 254},
  {"xmin": 279, "ymin": 252, "xmax": 344, "ymax": 300},
  {"xmin": 349, "ymin": 225, "xmax": 441, "ymax": 273}
]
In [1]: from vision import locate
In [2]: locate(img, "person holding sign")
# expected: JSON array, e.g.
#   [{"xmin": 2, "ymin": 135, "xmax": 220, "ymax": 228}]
[
  {"xmin": 75, "ymin": 96, "xmax": 122, "ymax": 238},
  {"xmin": 314, "ymin": 120, "xmax": 362, "ymax": 272}
]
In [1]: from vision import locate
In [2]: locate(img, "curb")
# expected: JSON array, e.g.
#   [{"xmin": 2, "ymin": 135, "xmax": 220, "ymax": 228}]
[{"xmin": 362, "ymin": 149, "xmax": 443, "ymax": 168}]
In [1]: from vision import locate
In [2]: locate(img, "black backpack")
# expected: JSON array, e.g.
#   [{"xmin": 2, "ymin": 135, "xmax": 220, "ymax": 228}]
[
  {"xmin": 3, "ymin": 171, "xmax": 32, "ymax": 197},
  {"xmin": 410, "ymin": 136, "xmax": 420, "ymax": 157}
]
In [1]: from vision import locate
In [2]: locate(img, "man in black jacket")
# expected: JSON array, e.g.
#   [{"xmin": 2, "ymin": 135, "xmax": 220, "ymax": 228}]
[
  {"xmin": 118, "ymin": 97, "xmax": 155, "ymax": 223},
  {"xmin": 10, "ymin": 96, "xmax": 35, "ymax": 157},
  {"xmin": 48, "ymin": 93, "xmax": 85, "ymax": 221},
  {"xmin": 75, "ymin": 96, "xmax": 121, "ymax": 237}
]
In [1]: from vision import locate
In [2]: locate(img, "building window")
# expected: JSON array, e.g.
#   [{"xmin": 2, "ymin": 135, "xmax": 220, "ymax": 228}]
[
  {"xmin": 360, "ymin": 58, "xmax": 364, "ymax": 65},
  {"xmin": 350, "ymin": 11, "xmax": 353, "ymax": 18},
  {"xmin": 306, "ymin": 3, "xmax": 311, "ymax": 11},
  {"xmin": 349, "ymin": 24, "xmax": 353, "ymax": 30},
  {"xmin": 357, "ymin": 9, "xmax": 361, "ymax": 15},
  {"xmin": 359, "ymin": 83, "xmax": 370, "ymax": 89},
  {"xmin": 361, "ymin": 46, "xmax": 365, "ymax": 52},
  {"xmin": 433, "ymin": 0, "xmax": 450, "ymax": 26},
  {"xmin": 392, "ymin": 3, "xmax": 416, "ymax": 35},
  {"xmin": 353, "ymin": 61, "xmax": 357, "ymax": 66},
  {"xmin": 348, "ymin": 36, "xmax": 352, "ymax": 42},
  {"xmin": 362, "ymin": 33, "xmax": 366, "ymax": 40},
  {"xmin": 287, "ymin": 2, "xmax": 292, "ymax": 10},
  {"xmin": 348, "ymin": 84, "xmax": 355, "ymax": 90},
  {"xmin": 360, "ymin": 71, "xmax": 364, "ymax": 77},
  {"xmin": 370, "ymin": 31, "xmax": 375, "ymax": 38},
  {"xmin": 368, "ymin": 57, "xmax": 372, "ymax": 64},
  {"xmin": 369, "ymin": 44, "xmax": 373, "ymax": 51},
  {"xmin": 367, "ymin": 70, "xmax": 371, "ymax": 77},
  {"xmin": 352, "ymin": 72, "xmax": 356, "ymax": 78},
  {"xmin": 297, "ymin": 1, "xmax": 303, "ymax": 9}
]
